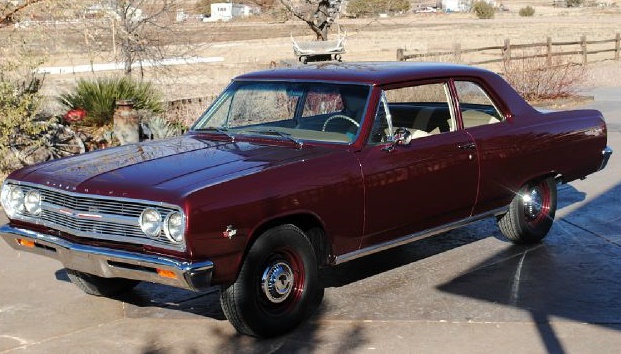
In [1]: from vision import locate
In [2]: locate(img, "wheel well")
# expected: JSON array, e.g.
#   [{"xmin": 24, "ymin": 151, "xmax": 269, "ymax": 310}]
[
  {"xmin": 250, "ymin": 214, "xmax": 331, "ymax": 267},
  {"xmin": 523, "ymin": 172, "xmax": 560, "ymax": 187}
]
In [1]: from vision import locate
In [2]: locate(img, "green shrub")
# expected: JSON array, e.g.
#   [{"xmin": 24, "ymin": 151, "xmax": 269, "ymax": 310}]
[
  {"xmin": 519, "ymin": 6, "xmax": 535, "ymax": 16},
  {"xmin": 0, "ymin": 60, "xmax": 46, "ymax": 173},
  {"xmin": 346, "ymin": 0, "xmax": 410, "ymax": 17},
  {"xmin": 57, "ymin": 77, "xmax": 163, "ymax": 127},
  {"xmin": 472, "ymin": 1, "xmax": 495, "ymax": 19}
]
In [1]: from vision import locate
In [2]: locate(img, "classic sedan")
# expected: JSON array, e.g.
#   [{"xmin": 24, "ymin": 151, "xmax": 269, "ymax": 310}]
[{"xmin": 0, "ymin": 62, "xmax": 612, "ymax": 337}]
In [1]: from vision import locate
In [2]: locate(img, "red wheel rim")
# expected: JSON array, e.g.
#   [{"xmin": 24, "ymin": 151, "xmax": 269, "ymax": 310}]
[
  {"xmin": 523, "ymin": 180, "xmax": 551, "ymax": 227},
  {"xmin": 259, "ymin": 247, "xmax": 305, "ymax": 315}
]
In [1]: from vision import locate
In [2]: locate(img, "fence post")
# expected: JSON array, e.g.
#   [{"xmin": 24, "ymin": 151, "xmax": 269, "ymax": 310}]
[
  {"xmin": 546, "ymin": 37, "xmax": 552, "ymax": 67},
  {"xmin": 581, "ymin": 35, "xmax": 587, "ymax": 65},
  {"xmin": 503, "ymin": 38, "xmax": 511, "ymax": 62},
  {"xmin": 397, "ymin": 48, "xmax": 405, "ymax": 61},
  {"xmin": 615, "ymin": 32, "xmax": 621, "ymax": 60},
  {"xmin": 453, "ymin": 43, "xmax": 462, "ymax": 63}
]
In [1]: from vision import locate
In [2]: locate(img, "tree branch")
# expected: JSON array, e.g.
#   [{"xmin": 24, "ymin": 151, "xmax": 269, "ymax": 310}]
[{"xmin": 0, "ymin": 0, "xmax": 45, "ymax": 28}]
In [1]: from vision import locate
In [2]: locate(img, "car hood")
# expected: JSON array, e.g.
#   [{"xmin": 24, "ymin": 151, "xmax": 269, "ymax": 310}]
[{"xmin": 12, "ymin": 134, "xmax": 335, "ymax": 200}]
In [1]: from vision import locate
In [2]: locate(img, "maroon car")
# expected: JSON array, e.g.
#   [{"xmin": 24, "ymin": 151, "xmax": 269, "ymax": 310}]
[{"xmin": 0, "ymin": 62, "xmax": 612, "ymax": 337}]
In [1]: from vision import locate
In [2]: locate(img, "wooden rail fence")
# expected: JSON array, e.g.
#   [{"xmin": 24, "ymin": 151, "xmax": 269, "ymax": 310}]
[{"xmin": 397, "ymin": 33, "xmax": 621, "ymax": 66}]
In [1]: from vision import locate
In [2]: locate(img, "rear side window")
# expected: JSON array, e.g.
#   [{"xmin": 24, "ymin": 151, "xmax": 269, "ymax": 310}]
[{"xmin": 454, "ymin": 81, "xmax": 504, "ymax": 128}]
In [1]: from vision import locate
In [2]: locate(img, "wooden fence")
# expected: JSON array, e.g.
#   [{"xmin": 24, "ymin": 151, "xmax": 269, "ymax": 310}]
[{"xmin": 397, "ymin": 33, "xmax": 621, "ymax": 66}]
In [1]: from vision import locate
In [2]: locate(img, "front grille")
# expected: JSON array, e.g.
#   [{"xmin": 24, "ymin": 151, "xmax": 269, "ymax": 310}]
[
  {"xmin": 10, "ymin": 182, "xmax": 184, "ymax": 251},
  {"xmin": 40, "ymin": 190, "xmax": 147, "ymax": 217}
]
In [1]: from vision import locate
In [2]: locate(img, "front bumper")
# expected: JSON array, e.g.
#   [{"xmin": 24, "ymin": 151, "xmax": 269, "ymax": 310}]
[{"xmin": 0, "ymin": 224, "xmax": 213, "ymax": 292}]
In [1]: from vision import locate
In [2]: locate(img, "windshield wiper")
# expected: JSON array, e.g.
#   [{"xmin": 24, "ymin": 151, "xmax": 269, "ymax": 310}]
[
  {"xmin": 194, "ymin": 127, "xmax": 235, "ymax": 142},
  {"xmin": 244, "ymin": 129, "xmax": 303, "ymax": 149}
]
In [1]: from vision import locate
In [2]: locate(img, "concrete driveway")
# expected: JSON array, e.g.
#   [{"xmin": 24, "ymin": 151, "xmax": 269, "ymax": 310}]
[{"xmin": 1, "ymin": 87, "xmax": 621, "ymax": 353}]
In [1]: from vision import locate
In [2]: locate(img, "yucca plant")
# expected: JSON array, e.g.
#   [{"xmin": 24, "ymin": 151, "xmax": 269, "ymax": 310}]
[
  {"xmin": 140, "ymin": 114, "xmax": 185, "ymax": 140},
  {"xmin": 57, "ymin": 77, "xmax": 163, "ymax": 127}
]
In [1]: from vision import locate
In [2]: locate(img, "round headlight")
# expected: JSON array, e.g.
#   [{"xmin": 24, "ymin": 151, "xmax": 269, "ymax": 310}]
[
  {"xmin": 1, "ymin": 185, "xmax": 25, "ymax": 218},
  {"xmin": 139, "ymin": 208, "xmax": 162, "ymax": 237},
  {"xmin": 164, "ymin": 212, "xmax": 185, "ymax": 243},
  {"xmin": 24, "ymin": 190, "xmax": 42, "ymax": 216}
]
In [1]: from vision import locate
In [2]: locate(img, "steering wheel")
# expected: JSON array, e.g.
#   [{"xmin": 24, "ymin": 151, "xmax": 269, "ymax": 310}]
[{"xmin": 322, "ymin": 114, "xmax": 360, "ymax": 132}]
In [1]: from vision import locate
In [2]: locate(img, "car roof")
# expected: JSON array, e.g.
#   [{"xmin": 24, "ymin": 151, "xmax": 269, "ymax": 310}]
[{"xmin": 234, "ymin": 61, "xmax": 496, "ymax": 86}]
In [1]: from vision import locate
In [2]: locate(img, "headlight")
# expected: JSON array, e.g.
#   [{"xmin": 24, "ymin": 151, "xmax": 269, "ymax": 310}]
[
  {"xmin": 163, "ymin": 211, "xmax": 185, "ymax": 243},
  {"xmin": 1, "ymin": 184, "xmax": 25, "ymax": 218},
  {"xmin": 139, "ymin": 208, "xmax": 162, "ymax": 237},
  {"xmin": 24, "ymin": 190, "xmax": 42, "ymax": 216}
]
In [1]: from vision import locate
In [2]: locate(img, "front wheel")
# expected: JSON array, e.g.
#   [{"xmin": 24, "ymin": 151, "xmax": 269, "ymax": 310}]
[
  {"xmin": 498, "ymin": 177, "xmax": 557, "ymax": 244},
  {"xmin": 220, "ymin": 224, "xmax": 324, "ymax": 338},
  {"xmin": 66, "ymin": 269, "xmax": 140, "ymax": 297}
]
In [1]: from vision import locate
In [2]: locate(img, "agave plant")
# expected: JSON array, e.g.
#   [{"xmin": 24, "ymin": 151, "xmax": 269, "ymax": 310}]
[
  {"xmin": 57, "ymin": 77, "xmax": 163, "ymax": 127},
  {"xmin": 140, "ymin": 114, "xmax": 185, "ymax": 140}
]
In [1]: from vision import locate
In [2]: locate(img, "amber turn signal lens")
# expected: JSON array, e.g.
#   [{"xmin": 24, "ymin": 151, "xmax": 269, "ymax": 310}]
[
  {"xmin": 156, "ymin": 268, "xmax": 177, "ymax": 279},
  {"xmin": 17, "ymin": 239, "xmax": 35, "ymax": 248}
]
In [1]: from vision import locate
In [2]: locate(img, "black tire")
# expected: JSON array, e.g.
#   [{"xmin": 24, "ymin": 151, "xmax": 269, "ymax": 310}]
[
  {"xmin": 220, "ymin": 224, "xmax": 324, "ymax": 338},
  {"xmin": 498, "ymin": 177, "xmax": 557, "ymax": 244},
  {"xmin": 66, "ymin": 269, "xmax": 140, "ymax": 297}
]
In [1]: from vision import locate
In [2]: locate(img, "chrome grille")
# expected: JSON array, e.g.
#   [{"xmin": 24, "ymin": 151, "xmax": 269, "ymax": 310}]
[{"xmin": 12, "ymin": 182, "xmax": 184, "ymax": 251}]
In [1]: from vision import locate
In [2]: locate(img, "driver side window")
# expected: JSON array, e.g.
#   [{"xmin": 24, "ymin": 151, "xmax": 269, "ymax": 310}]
[{"xmin": 368, "ymin": 82, "xmax": 456, "ymax": 144}]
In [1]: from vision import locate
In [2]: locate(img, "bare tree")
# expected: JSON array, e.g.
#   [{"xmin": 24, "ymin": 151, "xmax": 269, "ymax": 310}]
[
  {"xmin": 280, "ymin": 0, "xmax": 342, "ymax": 40},
  {"xmin": 0, "ymin": 0, "xmax": 46, "ymax": 28},
  {"xmin": 108, "ymin": 1, "xmax": 190, "ymax": 77},
  {"xmin": 67, "ymin": 1, "xmax": 198, "ymax": 78}
]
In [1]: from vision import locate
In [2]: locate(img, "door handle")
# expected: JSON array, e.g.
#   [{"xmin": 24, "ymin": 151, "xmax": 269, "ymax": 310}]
[{"xmin": 458, "ymin": 142, "xmax": 476, "ymax": 150}]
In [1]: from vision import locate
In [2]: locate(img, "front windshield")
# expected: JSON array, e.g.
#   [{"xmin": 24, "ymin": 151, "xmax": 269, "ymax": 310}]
[{"xmin": 192, "ymin": 81, "xmax": 371, "ymax": 144}]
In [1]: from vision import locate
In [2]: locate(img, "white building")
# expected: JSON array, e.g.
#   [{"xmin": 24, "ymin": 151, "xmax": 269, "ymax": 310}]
[
  {"xmin": 203, "ymin": 3, "xmax": 256, "ymax": 22},
  {"xmin": 441, "ymin": 0, "xmax": 470, "ymax": 12}
]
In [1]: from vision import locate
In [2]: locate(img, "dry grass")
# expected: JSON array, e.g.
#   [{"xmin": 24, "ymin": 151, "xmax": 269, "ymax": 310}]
[
  {"xmin": 1, "ymin": 2, "xmax": 620, "ymax": 119},
  {"xmin": 5, "ymin": 5, "xmax": 613, "ymax": 97}
]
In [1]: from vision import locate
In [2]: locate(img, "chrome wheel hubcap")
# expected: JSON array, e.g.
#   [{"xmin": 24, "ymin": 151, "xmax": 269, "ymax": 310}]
[
  {"xmin": 261, "ymin": 261, "xmax": 294, "ymax": 304},
  {"xmin": 523, "ymin": 187, "xmax": 543, "ymax": 220}
]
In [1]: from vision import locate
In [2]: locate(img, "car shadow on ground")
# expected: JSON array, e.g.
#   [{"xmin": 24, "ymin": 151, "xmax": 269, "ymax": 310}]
[
  {"xmin": 52, "ymin": 182, "xmax": 607, "ymax": 351},
  {"xmin": 438, "ymin": 181, "xmax": 621, "ymax": 353}
]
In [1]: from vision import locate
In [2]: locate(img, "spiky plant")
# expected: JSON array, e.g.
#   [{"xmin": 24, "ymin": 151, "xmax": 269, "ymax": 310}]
[{"xmin": 57, "ymin": 77, "xmax": 163, "ymax": 127}]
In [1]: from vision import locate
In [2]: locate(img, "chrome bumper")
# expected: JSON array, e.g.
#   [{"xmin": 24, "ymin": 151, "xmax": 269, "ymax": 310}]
[
  {"xmin": 0, "ymin": 224, "xmax": 213, "ymax": 291},
  {"xmin": 600, "ymin": 146, "xmax": 613, "ymax": 171}
]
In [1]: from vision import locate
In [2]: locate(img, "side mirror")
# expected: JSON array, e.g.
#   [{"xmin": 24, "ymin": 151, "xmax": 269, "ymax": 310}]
[
  {"xmin": 394, "ymin": 127, "xmax": 412, "ymax": 146},
  {"xmin": 382, "ymin": 127, "xmax": 412, "ymax": 152}
]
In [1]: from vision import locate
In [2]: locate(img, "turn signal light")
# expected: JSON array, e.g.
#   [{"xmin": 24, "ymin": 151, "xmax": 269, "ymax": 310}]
[
  {"xmin": 156, "ymin": 268, "xmax": 177, "ymax": 279},
  {"xmin": 17, "ymin": 239, "xmax": 35, "ymax": 248}
]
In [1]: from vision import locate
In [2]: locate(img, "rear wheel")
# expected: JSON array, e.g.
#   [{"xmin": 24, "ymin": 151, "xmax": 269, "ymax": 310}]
[
  {"xmin": 66, "ymin": 269, "xmax": 140, "ymax": 297},
  {"xmin": 220, "ymin": 224, "xmax": 323, "ymax": 338},
  {"xmin": 498, "ymin": 177, "xmax": 557, "ymax": 244}
]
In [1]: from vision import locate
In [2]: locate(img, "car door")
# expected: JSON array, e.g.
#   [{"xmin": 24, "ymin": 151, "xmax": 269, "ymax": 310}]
[
  {"xmin": 451, "ymin": 79, "xmax": 521, "ymax": 215},
  {"xmin": 358, "ymin": 81, "xmax": 479, "ymax": 247}
]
